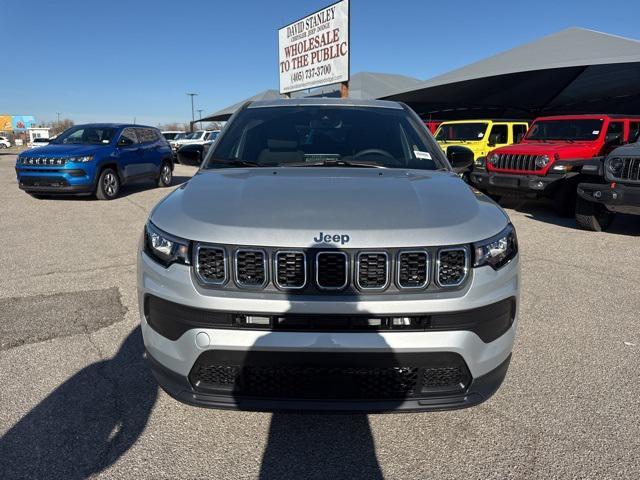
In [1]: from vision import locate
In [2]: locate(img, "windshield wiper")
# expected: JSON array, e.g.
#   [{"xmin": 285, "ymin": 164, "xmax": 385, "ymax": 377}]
[
  {"xmin": 207, "ymin": 158, "xmax": 260, "ymax": 168},
  {"xmin": 286, "ymin": 159, "xmax": 387, "ymax": 169}
]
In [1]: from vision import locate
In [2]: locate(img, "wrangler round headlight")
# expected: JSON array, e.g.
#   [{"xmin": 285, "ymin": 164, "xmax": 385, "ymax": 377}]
[
  {"xmin": 473, "ymin": 224, "xmax": 518, "ymax": 270},
  {"xmin": 535, "ymin": 155, "xmax": 550, "ymax": 168},
  {"xmin": 607, "ymin": 157, "xmax": 624, "ymax": 177},
  {"xmin": 487, "ymin": 153, "xmax": 499, "ymax": 166},
  {"xmin": 144, "ymin": 222, "xmax": 191, "ymax": 266}
]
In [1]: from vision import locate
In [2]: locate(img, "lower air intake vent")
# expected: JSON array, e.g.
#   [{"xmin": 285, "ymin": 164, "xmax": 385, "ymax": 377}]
[
  {"xmin": 437, "ymin": 248, "xmax": 468, "ymax": 287},
  {"xmin": 275, "ymin": 251, "xmax": 306, "ymax": 289},
  {"xmin": 316, "ymin": 251, "xmax": 348, "ymax": 290},
  {"xmin": 196, "ymin": 246, "xmax": 226, "ymax": 285},
  {"xmin": 357, "ymin": 252, "xmax": 388, "ymax": 290},
  {"xmin": 397, "ymin": 250, "xmax": 429, "ymax": 288},
  {"xmin": 235, "ymin": 249, "xmax": 267, "ymax": 287}
]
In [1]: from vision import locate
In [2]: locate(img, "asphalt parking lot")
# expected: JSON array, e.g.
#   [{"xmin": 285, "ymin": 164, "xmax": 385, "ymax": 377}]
[{"xmin": 0, "ymin": 152, "xmax": 639, "ymax": 479}]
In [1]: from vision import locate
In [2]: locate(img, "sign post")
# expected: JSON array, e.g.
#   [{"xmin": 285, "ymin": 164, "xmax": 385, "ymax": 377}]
[{"xmin": 278, "ymin": 0, "xmax": 350, "ymax": 97}]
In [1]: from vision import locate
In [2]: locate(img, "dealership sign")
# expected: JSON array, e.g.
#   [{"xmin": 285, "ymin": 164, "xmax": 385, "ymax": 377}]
[{"xmin": 278, "ymin": 0, "xmax": 349, "ymax": 94}]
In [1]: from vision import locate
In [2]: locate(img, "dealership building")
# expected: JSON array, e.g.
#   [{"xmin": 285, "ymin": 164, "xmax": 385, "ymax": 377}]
[{"xmin": 201, "ymin": 27, "xmax": 640, "ymax": 123}]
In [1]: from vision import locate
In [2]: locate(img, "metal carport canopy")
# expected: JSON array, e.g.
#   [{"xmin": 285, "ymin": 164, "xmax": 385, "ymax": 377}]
[
  {"xmin": 200, "ymin": 72, "xmax": 422, "ymax": 122},
  {"xmin": 384, "ymin": 27, "xmax": 640, "ymax": 120}
]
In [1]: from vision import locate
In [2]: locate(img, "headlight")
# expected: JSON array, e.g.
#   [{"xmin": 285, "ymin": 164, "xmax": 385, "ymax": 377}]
[
  {"xmin": 607, "ymin": 157, "xmax": 624, "ymax": 177},
  {"xmin": 474, "ymin": 157, "xmax": 486, "ymax": 169},
  {"xmin": 68, "ymin": 155, "xmax": 94, "ymax": 163},
  {"xmin": 535, "ymin": 155, "xmax": 549, "ymax": 168},
  {"xmin": 487, "ymin": 153, "xmax": 499, "ymax": 166},
  {"xmin": 144, "ymin": 222, "xmax": 191, "ymax": 266},
  {"xmin": 473, "ymin": 224, "xmax": 518, "ymax": 270}
]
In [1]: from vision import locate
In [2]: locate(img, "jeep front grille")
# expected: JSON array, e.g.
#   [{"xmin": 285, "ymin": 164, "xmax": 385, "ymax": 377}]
[
  {"xmin": 19, "ymin": 156, "xmax": 67, "ymax": 166},
  {"xmin": 195, "ymin": 246, "xmax": 226, "ymax": 285},
  {"xmin": 194, "ymin": 246, "xmax": 472, "ymax": 293},
  {"xmin": 274, "ymin": 251, "xmax": 306, "ymax": 289},
  {"xmin": 356, "ymin": 252, "xmax": 389, "ymax": 290},
  {"xmin": 493, "ymin": 153, "xmax": 541, "ymax": 172},
  {"xmin": 235, "ymin": 249, "xmax": 267, "ymax": 288},
  {"xmin": 397, "ymin": 250, "xmax": 429, "ymax": 289},
  {"xmin": 437, "ymin": 248, "xmax": 469, "ymax": 287},
  {"xmin": 316, "ymin": 251, "xmax": 349, "ymax": 290},
  {"xmin": 615, "ymin": 157, "xmax": 640, "ymax": 182}
]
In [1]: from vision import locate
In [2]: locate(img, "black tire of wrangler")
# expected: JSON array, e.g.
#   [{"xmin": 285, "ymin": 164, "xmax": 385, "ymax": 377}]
[
  {"xmin": 552, "ymin": 186, "xmax": 577, "ymax": 217},
  {"xmin": 575, "ymin": 195, "xmax": 614, "ymax": 232}
]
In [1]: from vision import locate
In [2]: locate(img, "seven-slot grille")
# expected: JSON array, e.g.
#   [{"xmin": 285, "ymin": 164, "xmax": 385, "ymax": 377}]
[
  {"xmin": 235, "ymin": 249, "xmax": 267, "ymax": 287},
  {"xmin": 615, "ymin": 157, "xmax": 640, "ymax": 182},
  {"xmin": 356, "ymin": 252, "xmax": 389, "ymax": 289},
  {"xmin": 492, "ymin": 153, "xmax": 541, "ymax": 172},
  {"xmin": 19, "ymin": 156, "xmax": 67, "ymax": 166},
  {"xmin": 275, "ymin": 251, "xmax": 306, "ymax": 289},
  {"xmin": 194, "ymin": 245, "xmax": 471, "ymax": 291},
  {"xmin": 397, "ymin": 251, "xmax": 429, "ymax": 288},
  {"xmin": 316, "ymin": 251, "xmax": 349, "ymax": 290},
  {"xmin": 196, "ymin": 246, "xmax": 226, "ymax": 284},
  {"xmin": 437, "ymin": 248, "xmax": 469, "ymax": 287}
]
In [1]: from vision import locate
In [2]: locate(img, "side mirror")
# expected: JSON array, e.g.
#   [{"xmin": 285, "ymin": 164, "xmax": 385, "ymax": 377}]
[
  {"xmin": 605, "ymin": 133, "xmax": 622, "ymax": 145},
  {"xmin": 447, "ymin": 146, "xmax": 474, "ymax": 172},
  {"xmin": 487, "ymin": 133, "xmax": 500, "ymax": 147}
]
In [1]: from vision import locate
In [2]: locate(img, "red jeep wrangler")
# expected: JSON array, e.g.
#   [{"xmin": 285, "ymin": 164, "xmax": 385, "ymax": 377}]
[{"xmin": 471, "ymin": 114, "xmax": 640, "ymax": 215}]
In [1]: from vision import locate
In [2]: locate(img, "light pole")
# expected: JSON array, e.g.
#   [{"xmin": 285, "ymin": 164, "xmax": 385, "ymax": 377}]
[
  {"xmin": 186, "ymin": 93, "xmax": 198, "ymax": 132},
  {"xmin": 197, "ymin": 109, "xmax": 203, "ymax": 128},
  {"xmin": 56, "ymin": 112, "xmax": 61, "ymax": 125}
]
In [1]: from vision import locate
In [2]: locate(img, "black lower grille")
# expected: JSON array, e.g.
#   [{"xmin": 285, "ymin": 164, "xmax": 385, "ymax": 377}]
[
  {"xmin": 275, "ymin": 251, "xmax": 306, "ymax": 289},
  {"xmin": 357, "ymin": 252, "xmax": 388, "ymax": 289},
  {"xmin": 437, "ymin": 248, "xmax": 468, "ymax": 287},
  {"xmin": 189, "ymin": 351, "xmax": 471, "ymax": 399},
  {"xmin": 235, "ymin": 249, "xmax": 267, "ymax": 287},
  {"xmin": 19, "ymin": 176, "xmax": 69, "ymax": 187},
  {"xmin": 316, "ymin": 251, "xmax": 348, "ymax": 290},
  {"xmin": 398, "ymin": 251, "xmax": 429, "ymax": 288},
  {"xmin": 196, "ymin": 247, "xmax": 226, "ymax": 284}
]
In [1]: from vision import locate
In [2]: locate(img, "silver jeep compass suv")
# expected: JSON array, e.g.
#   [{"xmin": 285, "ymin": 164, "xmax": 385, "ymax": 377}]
[{"xmin": 138, "ymin": 99, "xmax": 519, "ymax": 412}]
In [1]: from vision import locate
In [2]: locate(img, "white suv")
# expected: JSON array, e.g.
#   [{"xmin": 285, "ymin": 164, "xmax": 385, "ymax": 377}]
[{"xmin": 0, "ymin": 136, "xmax": 11, "ymax": 148}]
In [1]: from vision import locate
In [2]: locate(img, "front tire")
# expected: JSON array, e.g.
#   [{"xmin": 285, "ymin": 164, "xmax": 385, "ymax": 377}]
[
  {"xmin": 96, "ymin": 168, "xmax": 120, "ymax": 200},
  {"xmin": 575, "ymin": 195, "xmax": 614, "ymax": 231},
  {"xmin": 157, "ymin": 161, "xmax": 173, "ymax": 187}
]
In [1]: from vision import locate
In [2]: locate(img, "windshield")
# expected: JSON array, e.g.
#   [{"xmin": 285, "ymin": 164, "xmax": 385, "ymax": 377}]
[
  {"xmin": 526, "ymin": 119, "xmax": 604, "ymax": 141},
  {"xmin": 51, "ymin": 126, "xmax": 115, "ymax": 145},
  {"xmin": 435, "ymin": 123, "xmax": 488, "ymax": 141},
  {"xmin": 206, "ymin": 131, "xmax": 219, "ymax": 141},
  {"xmin": 162, "ymin": 132, "xmax": 180, "ymax": 140},
  {"xmin": 185, "ymin": 131, "xmax": 204, "ymax": 140},
  {"xmin": 203, "ymin": 106, "xmax": 442, "ymax": 170}
]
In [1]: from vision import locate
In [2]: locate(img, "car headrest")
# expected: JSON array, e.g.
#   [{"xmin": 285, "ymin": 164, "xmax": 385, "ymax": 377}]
[{"xmin": 267, "ymin": 139, "xmax": 297, "ymax": 151}]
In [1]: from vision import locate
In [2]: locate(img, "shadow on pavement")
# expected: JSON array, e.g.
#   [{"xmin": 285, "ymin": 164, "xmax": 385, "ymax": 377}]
[{"xmin": 0, "ymin": 327, "xmax": 157, "ymax": 480}]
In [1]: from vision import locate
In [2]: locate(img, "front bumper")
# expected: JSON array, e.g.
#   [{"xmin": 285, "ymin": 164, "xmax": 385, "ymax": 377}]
[
  {"xmin": 577, "ymin": 182, "xmax": 640, "ymax": 215},
  {"xmin": 16, "ymin": 166, "xmax": 94, "ymax": 194},
  {"xmin": 139, "ymin": 249, "xmax": 519, "ymax": 412},
  {"xmin": 471, "ymin": 170, "xmax": 567, "ymax": 197}
]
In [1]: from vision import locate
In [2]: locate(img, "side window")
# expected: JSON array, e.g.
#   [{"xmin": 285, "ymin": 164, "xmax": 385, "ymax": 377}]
[
  {"xmin": 118, "ymin": 128, "xmax": 138, "ymax": 147},
  {"xmin": 512, "ymin": 124, "xmax": 527, "ymax": 143},
  {"xmin": 488, "ymin": 124, "xmax": 508, "ymax": 145},
  {"xmin": 136, "ymin": 128, "xmax": 157, "ymax": 143},
  {"xmin": 629, "ymin": 122, "xmax": 640, "ymax": 143},
  {"xmin": 605, "ymin": 122, "xmax": 623, "ymax": 145}
]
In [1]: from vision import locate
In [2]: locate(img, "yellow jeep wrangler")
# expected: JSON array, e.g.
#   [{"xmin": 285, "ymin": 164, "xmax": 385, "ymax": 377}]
[{"xmin": 434, "ymin": 120, "xmax": 529, "ymax": 161}]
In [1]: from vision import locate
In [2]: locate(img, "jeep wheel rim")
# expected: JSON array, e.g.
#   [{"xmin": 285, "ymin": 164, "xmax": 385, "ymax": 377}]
[
  {"xmin": 104, "ymin": 173, "xmax": 118, "ymax": 196},
  {"xmin": 161, "ymin": 165, "xmax": 172, "ymax": 184}
]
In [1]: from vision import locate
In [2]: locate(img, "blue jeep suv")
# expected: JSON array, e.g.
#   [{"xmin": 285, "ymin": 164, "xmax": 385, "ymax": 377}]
[{"xmin": 15, "ymin": 123, "xmax": 174, "ymax": 200}]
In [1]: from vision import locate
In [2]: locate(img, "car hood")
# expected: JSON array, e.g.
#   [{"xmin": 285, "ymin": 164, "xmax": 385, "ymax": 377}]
[
  {"xmin": 609, "ymin": 142, "xmax": 640, "ymax": 157},
  {"xmin": 151, "ymin": 168, "xmax": 508, "ymax": 248},
  {"xmin": 20, "ymin": 144, "xmax": 109, "ymax": 156},
  {"xmin": 494, "ymin": 141, "xmax": 599, "ymax": 159}
]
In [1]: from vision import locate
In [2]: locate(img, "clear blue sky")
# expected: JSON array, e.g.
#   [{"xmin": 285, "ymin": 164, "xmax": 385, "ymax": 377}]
[{"xmin": 1, "ymin": 0, "xmax": 638, "ymax": 125}]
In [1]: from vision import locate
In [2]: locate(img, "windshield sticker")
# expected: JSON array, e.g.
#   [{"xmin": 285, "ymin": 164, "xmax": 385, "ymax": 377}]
[
  {"xmin": 592, "ymin": 130, "xmax": 600, "ymax": 135},
  {"xmin": 414, "ymin": 150, "xmax": 432, "ymax": 160},
  {"xmin": 477, "ymin": 132, "xmax": 484, "ymax": 138}
]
